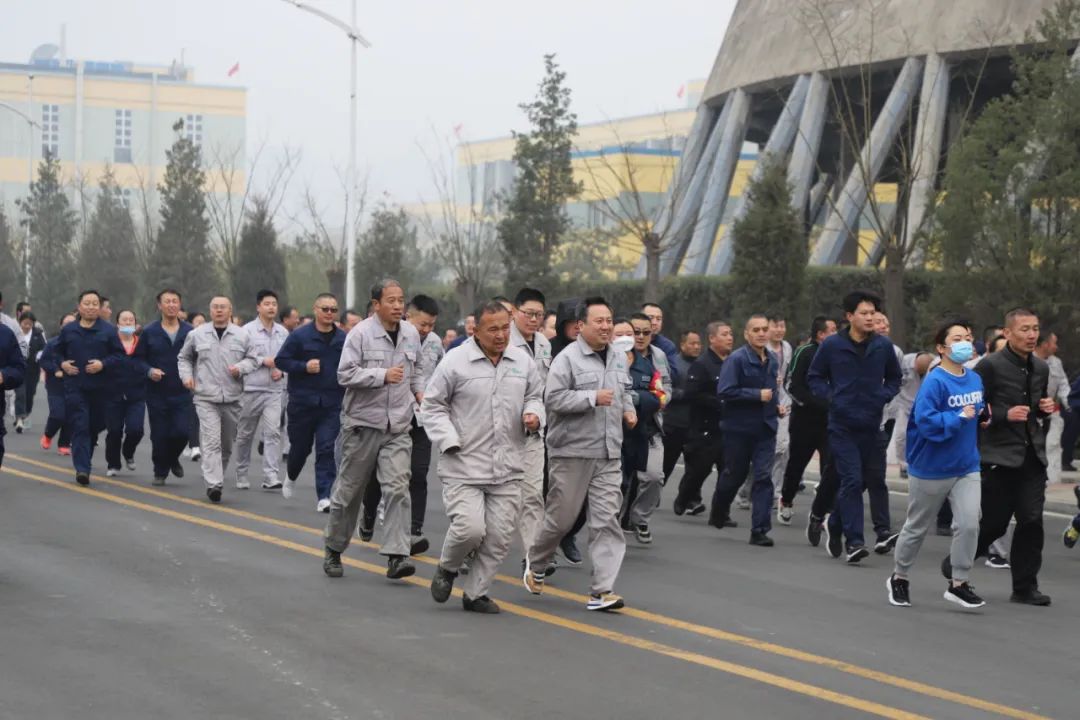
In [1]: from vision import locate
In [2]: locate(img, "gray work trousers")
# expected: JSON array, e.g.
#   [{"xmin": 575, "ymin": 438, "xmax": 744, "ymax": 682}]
[
  {"xmin": 234, "ymin": 391, "xmax": 283, "ymax": 486},
  {"xmin": 528, "ymin": 456, "xmax": 625, "ymax": 596},
  {"xmin": 194, "ymin": 398, "xmax": 240, "ymax": 490},
  {"xmin": 325, "ymin": 426, "xmax": 411, "ymax": 556},
  {"xmin": 517, "ymin": 435, "xmax": 546, "ymax": 555},
  {"xmin": 440, "ymin": 478, "xmax": 522, "ymax": 600},
  {"xmin": 624, "ymin": 436, "xmax": 664, "ymax": 527},
  {"xmin": 894, "ymin": 472, "xmax": 981, "ymax": 582}
]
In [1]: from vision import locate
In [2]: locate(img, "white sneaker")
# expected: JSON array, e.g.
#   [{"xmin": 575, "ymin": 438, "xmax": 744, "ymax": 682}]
[
  {"xmin": 106, "ymin": 469, "xmax": 118, "ymax": 477},
  {"xmin": 182, "ymin": 447, "xmax": 192, "ymax": 458},
  {"xmin": 316, "ymin": 498, "xmax": 331, "ymax": 513},
  {"xmin": 282, "ymin": 478, "xmax": 296, "ymax": 499},
  {"xmin": 778, "ymin": 503, "xmax": 794, "ymax": 525},
  {"xmin": 735, "ymin": 495, "xmax": 751, "ymax": 510},
  {"xmin": 190, "ymin": 447, "xmax": 202, "ymax": 461},
  {"xmin": 236, "ymin": 479, "xmax": 251, "ymax": 490}
]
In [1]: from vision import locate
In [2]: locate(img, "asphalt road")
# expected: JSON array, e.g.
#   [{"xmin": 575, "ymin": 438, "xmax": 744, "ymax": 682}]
[{"xmin": 1, "ymin": 403, "xmax": 1077, "ymax": 720}]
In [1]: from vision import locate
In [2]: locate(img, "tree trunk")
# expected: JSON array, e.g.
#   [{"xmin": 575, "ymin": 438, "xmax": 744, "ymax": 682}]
[
  {"xmin": 883, "ymin": 243, "xmax": 907, "ymax": 348},
  {"xmin": 326, "ymin": 266, "xmax": 345, "ymax": 306},
  {"xmin": 644, "ymin": 234, "xmax": 661, "ymax": 304},
  {"xmin": 456, "ymin": 279, "xmax": 477, "ymax": 323}
]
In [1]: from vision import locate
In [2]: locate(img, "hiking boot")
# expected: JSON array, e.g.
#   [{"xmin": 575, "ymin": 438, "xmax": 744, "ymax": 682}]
[
  {"xmin": 386, "ymin": 555, "xmax": 415, "ymax": 580},
  {"xmin": 430, "ymin": 565, "xmax": 457, "ymax": 603},
  {"xmin": 323, "ymin": 547, "xmax": 344, "ymax": 577}
]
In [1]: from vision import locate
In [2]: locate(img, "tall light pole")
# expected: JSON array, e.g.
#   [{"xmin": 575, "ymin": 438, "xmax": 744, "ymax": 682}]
[
  {"xmin": 282, "ymin": 0, "xmax": 371, "ymax": 310},
  {"xmin": 1, "ymin": 89, "xmax": 40, "ymax": 296}
]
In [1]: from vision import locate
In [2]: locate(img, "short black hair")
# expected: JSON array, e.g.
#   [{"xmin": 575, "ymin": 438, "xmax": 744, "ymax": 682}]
[
  {"xmin": 1004, "ymin": 307, "xmax": 1038, "ymax": 328},
  {"xmin": 514, "ymin": 287, "xmax": 546, "ymax": 308},
  {"xmin": 491, "ymin": 295, "xmax": 512, "ymax": 306},
  {"xmin": 257, "ymin": 289, "xmax": 279, "ymax": 304},
  {"xmin": 344, "ymin": 309, "xmax": 362, "ymax": 320},
  {"xmin": 629, "ymin": 312, "xmax": 652, "ymax": 325},
  {"xmin": 932, "ymin": 317, "xmax": 972, "ymax": 349},
  {"xmin": 78, "ymin": 289, "xmax": 102, "ymax": 303},
  {"xmin": 641, "ymin": 302, "xmax": 663, "ymax": 313},
  {"xmin": 371, "ymin": 278, "xmax": 402, "ymax": 302},
  {"xmin": 679, "ymin": 329, "xmax": 700, "ymax": 344},
  {"xmin": 1037, "ymin": 330, "xmax": 1056, "ymax": 346},
  {"xmin": 576, "ymin": 296, "xmax": 613, "ymax": 323},
  {"xmin": 15, "ymin": 301, "xmax": 29, "ymax": 314},
  {"xmin": 612, "ymin": 316, "xmax": 632, "ymax": 327},
  {"xmin": 473, "ymin": 300, "xmax": 510, "ymax": 324},
  {"xmin": 841, "ymin": 290, "xmax": 881, "ymax": 315},
  {"xmin": 17, "ymin": 311, "xmax": 35, "ymax": 324},
  {"xmin": 810, "ymin": 315, "xmax": 831, "ymax": 340},
  {"xmin": 766, "ymin": 313, "xmax": 786, "ymax": 324},
  {"xmin": 100, "ymin": 295, "xmax": 110, "ymax": 304},
  {"xmin": 315, "ymin": 292, "xmax": 338, "ymax": 304},
  {"xmin": 156, "ymin": 288, "xmax": 182, "ymax": 303},
  {"xmin": 409, "ymin": 294, "xmax": 440, "ymax": 317},
  {"xmin": 744, "ymin": 313, "xmax": 769, "ymax": 329},
  {"xmin": 706, "ymin": 320, "xmax": 731, "ymax": 337},
  {"xmin": 278, "ymin": 305, "xmax": 296, "ymax": 322}
]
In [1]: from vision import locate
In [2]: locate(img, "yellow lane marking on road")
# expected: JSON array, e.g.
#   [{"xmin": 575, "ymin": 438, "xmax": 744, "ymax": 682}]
[
  {"xmin": 5, "ymin": 453, "xmax": 1051, "ymax": 720},
  {"xmin": 3, "ymin": 463, "xmax": 934, "ymax": 720}
]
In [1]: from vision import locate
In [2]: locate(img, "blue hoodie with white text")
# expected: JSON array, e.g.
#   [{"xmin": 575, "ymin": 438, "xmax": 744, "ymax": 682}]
[{"xmin": 905, "ymin": 366, "xmax": 985, "ymax": 480}]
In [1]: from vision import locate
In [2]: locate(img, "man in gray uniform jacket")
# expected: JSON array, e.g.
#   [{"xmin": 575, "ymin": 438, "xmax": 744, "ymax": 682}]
[
  {"xmin": 525, "ymin": 296, "xmax": 636, "ymax": 612},
  {"xmin": 509, "ymin": 287, "xmax": 552, "ymax": 561},
  {"xmin": 424, "ymin": 301, "xmax": 544, "ymax": 613},
  {"xmin": 178, "ymin": 296, "xmax": 258, "ymax": 503},
  {"xmin": 323, "ymin": 279, "xmax": 425, "ymax": 581}
]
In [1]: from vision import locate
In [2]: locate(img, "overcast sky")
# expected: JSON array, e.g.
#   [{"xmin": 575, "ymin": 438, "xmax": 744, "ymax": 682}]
[{"xmin": 6, "ymin": 0, "xmax": 736, "ymax": 231}]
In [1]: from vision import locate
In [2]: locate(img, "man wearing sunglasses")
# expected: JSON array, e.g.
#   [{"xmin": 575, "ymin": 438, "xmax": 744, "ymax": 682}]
[{"xmin": 274, "ymin": 293, "xmax": 347, "ymax": 511}]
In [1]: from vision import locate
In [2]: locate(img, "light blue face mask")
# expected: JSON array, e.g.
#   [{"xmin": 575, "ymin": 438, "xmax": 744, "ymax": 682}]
[
  {"xmin": 118, "ymin": 325, "xmax": 137, "ymax": 335},
  {"xmin": 948, "ymin": 340, "xmax": 974, "ymax": 364}
]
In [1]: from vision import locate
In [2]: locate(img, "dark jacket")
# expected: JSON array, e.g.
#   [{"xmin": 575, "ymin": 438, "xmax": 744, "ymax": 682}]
[
  {"xmin": 975, "ymin": 345, "xmax": 1050, "ymax": 468},
  {"xmin": 56, "ymin": 319, "xmax": 125, "ymax": 395},
  {"xmin": 651, "ymin": 334, "xmax": 680, "ymax": 382},
  {"xmin": 807, "ymin": 329, "xmax": 902, "ymax": 432},
  {"xmin": 685, "ymin": 349, "xmax": 725, "ymax": 438},
  {"xmin": 138, "ymin": 319, "xmax": 194, "ymax": 400},
  {"xmin": 549, "ymin": 298, "xmax": 581, "ymax": 358},
  {"xmin": 39, "ymin": 337, "xmax": 64, "ymax": 396},
  {"xmin": 275, "ymin": 323, "xmax": 346, "ymax": 410},
  {"xmin": 25, "ymin": 327, "xmax": 46, "ymax": 377},
  {"xmin": 664, "ymin": 353, "xmax": 696, "ymax": 430},
  {"xmin": 116, "ymin": 335, "xmax": 149, "ymax": 402},
  {"xmin": 717, "ymin": 344, "xmax": 779, "ymax": 435},
  {"xmin": 786, "ymin": 341, "xmax": 829, "ymax": 421},
  {"xmin": 0, "ymin": 324, "xmax": 26, "ymax": 419}
]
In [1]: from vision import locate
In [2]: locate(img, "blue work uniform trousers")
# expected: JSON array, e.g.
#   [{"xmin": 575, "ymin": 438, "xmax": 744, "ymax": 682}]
[
  {"xmin": 286, "ymin": 402, "xmax": 340, "ymax": 501},
  {"xmin": 66, "ymin": 388, "xmax": 110, "ymax": 474},
  {"xmin": 826, "ymin": 427, "xmax": 890, "ymax": 548},
  {"xmin": 147, "ymin": 394, "xmax": 191, "ymax": 478},
  {"xmin": 105, "ymin": 395, "xmax": 146, "ymax": 469},
  {"xmin": 712, "ymin": 430, "xmax": 777, "ymax": 534}
]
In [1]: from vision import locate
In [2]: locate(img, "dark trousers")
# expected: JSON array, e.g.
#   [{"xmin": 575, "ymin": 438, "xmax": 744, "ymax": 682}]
[
  {"xmin": 780, "ymin": 409, "xmax": 829, "ymax": 505},
  {"xmin": 66, "ymin": 389, "xmax": 110, "ymax": 474},
  {"xmin": 676, "ymin": 434, "xmax": 724, "ymax": 508},
  {"xmin": 286, "ymin": 402, "xmax": 340, "ymax": 500},
  {"xmin": 1062, "ymin": 404, "xmax": 1080, "ymax": 468},
  {"xmin": 975, "ymin": 450, "xmax": 1047, "ymax": 594},
  {"xmin": 361, "ymin": 423, "xmax": 432, "ymax": 533},
  {"xmin": 15, "ymin": 375, "xmax": 38, "ymax": 418},
  {"xmin": 662, "ymin": 425, "xmax": 689, "ymax": 481},
  {"xmin": 147, "ymin": 394, "xmax": 191, "ymax": 477},
  {"xmin": 187, "ymin": 399, "xmax": 201, "ymax": 448},
  {"xmin": 711, "ymin": 430, "xmax": 776, "ymax": 534},
  {"xmin": 105, "ymin": 396, "xmax": 146, "ymax": 469},
  {"xmin": 825, "ymin": 427, "xmax": 891, "ymax": 547},
  {"xmin": 44, "ymin": 387, "xmax": 71, "ymax": 447}
]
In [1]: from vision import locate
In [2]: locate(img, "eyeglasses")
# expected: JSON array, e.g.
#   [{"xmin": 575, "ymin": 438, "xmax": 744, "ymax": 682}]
[
  {"xmin": 519, "ymin": 310, "xmax": 545, "ymax": 320},
  {"xmin": 633, "ymin": 329, "xmax": 652, "ymax": 337},
  {"xmin": 317, "ymin": 306, "xmax": 339, "ymax": 313}
]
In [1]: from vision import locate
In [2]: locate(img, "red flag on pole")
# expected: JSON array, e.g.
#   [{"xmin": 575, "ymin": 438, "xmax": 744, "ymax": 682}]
[{"xmin": 227, "ymin": 62, "xmax": 240, "ymax": 77}]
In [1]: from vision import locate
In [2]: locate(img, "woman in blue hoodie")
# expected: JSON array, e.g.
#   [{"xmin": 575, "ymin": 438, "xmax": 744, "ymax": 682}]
[{"xmin": 888, "ymin": 319, "xmax": 988, "ymax": 611}]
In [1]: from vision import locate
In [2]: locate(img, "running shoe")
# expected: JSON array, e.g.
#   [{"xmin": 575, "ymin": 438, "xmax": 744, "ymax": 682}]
[
  {"xmin": 735, "ymin": 495, "xmax": 751, "ymax": 510},
  {"xmin": 207, "ymin": 486, "xmax": 222, "ymax": 503},
  {"xmin": 806, "ymin": 512, "xmax": 824, "ymax": 547},
  {"xmin": 430, "ymin": 565, "xmax": 456, "ymax": 603},
  {"xmin": 886, "ymin": 574, "xmax": 911, "ymax": 607},
  {"xmin": 1063, "ymin": 525, "xmax": 1079, "ymax": 549},
  {"xmin": 874, "ymin": 532, "xmax": 899, "ymax": 555},
  {"xmin": 316, "ymin": 498, "xmax": 331, "ymax": 513},
  {"xmin": 1009, "ymin": 589, "xmax": 1051, "ymax": 606},
  {"xmin": 635, "ymin": 524, "xmax": 653, "ymax": 544},
  {"xmin": 687, "ymin": 502, "xmax": 707, "ymax": 516},
  {"xmin": 845, "ymin": 545, "xmax": 869, "ymax": 564},
  {"xmin": 386, "ymin": 555, "xmax": 415, "ymax": 580},
  {"xmin": 985, "ymin": 554, "xmax": 1010, "ymax": 569},
  {"xmin": 410, "ymin": 534, "xmax": 430, "ymax": 556},
  {"xmin": 125, "ymin": 458, "xmax": 136, "ymax": 472},
  {"xmin": 777, "ymin": 502, "xmax": 794, "ymax": 526},
  {"xmin": 749, "ymin": 531, "xmax": 774, "ymax": 547},
  {"xmin": 190, "ymin": 447, "xmax": 202, "ymax": 462},
  {"xmin": 462, "ymin": 594, "xmax": 500, "ymax": 614},
  {"xmin": 236, "ymin": 479, "xmax": 251, "ymax": 490},
  {"xmin": 323, "ymin": 547, "xmax": 343, "ymax": 578},
  {"xmin": 171, "ymin": 462, "xmax": 185, "ymax": 478},
  {"xmin": 824, "ymin": 517, "xmax": 842, "ymax": 558},
  {"xmin": 58, "ymin": 447, "xmax": 71, "ymax": 456},
  {"xmin": 522, "ymin": 558, "xmax": 545, "ymax": 595},
  {"xmin": 40, "ymin": 434, "xmax": 52, "ymax": 450},
  {"xmin": 262, "ymin": 480, "xmax": 283, "ymax": 490},
  {"xmin": 14, "ymin": 418, "xmax": 23, "ymax": 434},
  {"xmin": 152, "ymin": 476, "xmax": 167, "ymax": 487},
  {"xmin": 106, "ymin": 469, "xmax": 119, "ymax": 477},
  {"xmin": 586, "ymin": 593, "xmax": 624, "ymax": 611},
  {"xmin": 944, "ymin": 582, "xmax": 985, "ymax": 609},
  {"xmin": 558, "ymin": 535, "xmax": 583, "ymax": 566},
  {"xmin": 282, "ymin": 478, "xmax": 296, "ymax": 499},
  {"xmin": 75, "ymin": 472, "xmax": 90, "ymax": 486}
]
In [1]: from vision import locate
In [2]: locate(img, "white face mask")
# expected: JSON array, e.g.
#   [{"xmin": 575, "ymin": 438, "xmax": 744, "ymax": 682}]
[{"xmin": 611, "ymin": 336, "xmax": 634, "ymax": 354}]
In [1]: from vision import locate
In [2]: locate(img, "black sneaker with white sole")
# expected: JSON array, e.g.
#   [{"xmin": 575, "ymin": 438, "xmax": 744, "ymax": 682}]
[
  {"xmin": 985, "ymin": 553, "xmax": 1010, "ymax": 569},
  {"xmin": 806, "ymin": 513, "xmax": 824, "ymax": 547},
  {"xmin": 845, "ymin": 545, "xmax": 870, "ymax": 564},
  {"xmin": 824, "ymin": 519, "xmax": 842, "ymax": 558},
  {"xmin": 887, "ymin": 575, "xmax": 911, "ymax": 607},
  {"xmin": 944, "ymin": 582, "xmax": 985, "ymax": 609},
  {"xmin": 874, "ymin": 532, "xmax": 899, "ymax": 555}
]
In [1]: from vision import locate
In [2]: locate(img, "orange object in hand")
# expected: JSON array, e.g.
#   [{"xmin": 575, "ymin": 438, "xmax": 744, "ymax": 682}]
[{"xmin": 649, "ymin": 370, "xmax": 668, "ymax": 408}]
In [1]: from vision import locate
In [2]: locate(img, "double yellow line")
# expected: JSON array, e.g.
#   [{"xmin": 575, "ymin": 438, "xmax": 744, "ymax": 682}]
[{"xmin": 2, "ymin": 452, "xmax": 1050, "ymax": 720}]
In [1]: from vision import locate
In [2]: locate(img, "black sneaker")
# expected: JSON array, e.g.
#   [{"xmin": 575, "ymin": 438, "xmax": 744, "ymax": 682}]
[
  {"xmin": 152, "ymin": 475, "xmax": 167, "ymax": 486},
  {"xmin": 1010, "ymin": 589, "xmax": 1051, "ymax": 606},
  {"xmin": 673, "ymin": 498, "xmax": 687, "ymax": 516},
  {"xmin": 708, "ymin": 515, "xmax": 738, "ymax": 529},
  {"xmin": 634, "ymin": 524, "xmax": 653, "ymax": 544},
  {"xmin": 430, "ymin": 565, "xmax": 457, "ymax": 603},
  {"xmin": 845, "ymin": 545, "xmax": 869, "ymax": 564},
  {"xmin": 806, "ymin": 513, "xmax": 824, "ymax": 547},
  {"xmin": 748, "ymin": 531, "xmax": 774, "ymax": 547},
  {"xmin": 323, "ymin": 547, "xmax": 344, "ymax": 577},
  {"xmin": 171, "ymin": 462, "xmax": 185, "ymax": 478},
  {"xmin": 558, "ymin": 536, "xmax": 583, "ymax": 566},
  {"xmin": 410, "ymin": 534, "xmax": 430, "ymax": 556},
  {"xmin": 886, "ymin": 574, "xmax": 911, "ymax": 607},
  {"xmin": 935, "ymin": 524, "xmax": 952, "ymax": 536},
  {"xmin": 521, "ymin": 558, "xmax": 557, "ymax": 578},
  {"xmin": 386, "ymin": 555, "xmax": 416, "ymax": 580},
  {"xmin": 358, "ymin": 523, "xmax": 374, "ymax": 542},
  {"xmin": 75, "ymin": 472, "xmax": 90, "ymax": 486},
  {"xmin": 874, "ymin": 532, "xmax": 899, "ymax": 555},
  {"xmin": 985, "ymin": 553, "xmax": 1011, "ymax": 569},
  {"xmin": 462, "ymin": 594, "xmax": 500, "ymax": 614},
  {"xmin": 687, "ymin": 502, "xmax": 707, "ymax": 516},
  {"xmin": 944, "ymin": 582, "xmax": 985, "ymax": 609},
  {"xmin": 207, "ymin": 486, "xmax": 222, "ymax": 503},
  {"xmin": 824, "ymin": 518, "xmax": 842, "ymax": 559},
  {"xmin": 940, "ymin": 555, "xmax": 953, "ymax": 580}
]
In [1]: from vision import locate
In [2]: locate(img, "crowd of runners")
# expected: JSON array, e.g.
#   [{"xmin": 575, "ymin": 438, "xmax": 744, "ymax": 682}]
[{"xmin": 1, "ymin": 282, "xmax": 1079, "ymax": 614}]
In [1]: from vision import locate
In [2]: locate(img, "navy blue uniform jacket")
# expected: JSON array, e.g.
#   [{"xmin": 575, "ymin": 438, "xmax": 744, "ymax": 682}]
[
  {"xmin": 807, "ymin": 329, "xmax": 902, "ymax": 432},
  {"xmin": 275, "ymin": 323, "xmax": 346, "ymax": 409}
]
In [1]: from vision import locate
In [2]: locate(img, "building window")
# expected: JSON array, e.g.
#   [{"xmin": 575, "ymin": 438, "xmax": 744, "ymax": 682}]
[
  {"xmin": 184, "ymin": 113, "xmax": 203, "ymax": 145},
  {"xmin": 41, "ymin": 104, "xmax": 60, "ymax": 157},
  {"xmin": 114, "ymin": 108, "xmax": 133, "ymax": 163}
]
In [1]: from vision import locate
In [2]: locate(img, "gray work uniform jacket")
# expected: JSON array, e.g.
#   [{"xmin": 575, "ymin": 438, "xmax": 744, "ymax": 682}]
[
  {"xmin": 242, "ymin": 319, "xmax": 289, "ymax": 394},
  {"xmin": 510, "ymin": 323, "xmax": 553, "ymax": 436},
  {"xmin": 412, "ymin": 329, "xmax": 445, "ymax": 428},
  {"xmin": 337, "ymin": 315, "xmax": 425, "ymax": 433},
  {"xmin": 421, "ymin": 338, "xmax": 545, "ymax": 484},
  {"xmin": 544, "ymin": 335, "xmax": 634, "ymax": 460},
  {"xmin": 177, "ymin": 323, "xmax": 258, "ymax": 403}
]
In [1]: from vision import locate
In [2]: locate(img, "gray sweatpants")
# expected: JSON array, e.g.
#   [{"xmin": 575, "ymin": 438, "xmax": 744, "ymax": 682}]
[
  {"xmin": 894, "ymin": 472, "xmax": 981, "ymax": 582},
  {"xmin": 770, "ymin": 413, "xmax": 790, "ymax": 498},
  {"xmin": 194, "ymin": 398, "xmax": 240, "ymax": 490},
  {"xmin": 233, "ymin": 391, "xmax": 283, "ymax": 486},
  {"xmin": 325, "ymin": 426, "xmax": 411, "ymax": 556},
  {"xmin": 440, "ymin": 479, "xmax": 522, "ymax": 600},
  {"xmin": 528, "ymin": 456, "xmax": 626, "ymax": 596},
  {"xmin": 624, "ymin": 436, "xmax": 664, "ymax": 527},
  {"xmin": 517, "ymin": 435, "xmax": 546, "ymax": 555}
]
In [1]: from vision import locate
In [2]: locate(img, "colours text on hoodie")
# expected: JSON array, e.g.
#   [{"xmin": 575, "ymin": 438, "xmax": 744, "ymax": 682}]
[{"xmin": 905, "ymin": 366, "xmax": 985, "ymax": 479}]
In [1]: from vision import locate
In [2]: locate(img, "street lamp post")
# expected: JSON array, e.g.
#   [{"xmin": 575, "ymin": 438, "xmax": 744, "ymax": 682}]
[
  {"xmin": 1, "ymin": 88, "xmax": 40, "ymax": 297},
  {"xmin": 282, "ymin": 0, "xmax": 371, "ymax": 310}
]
